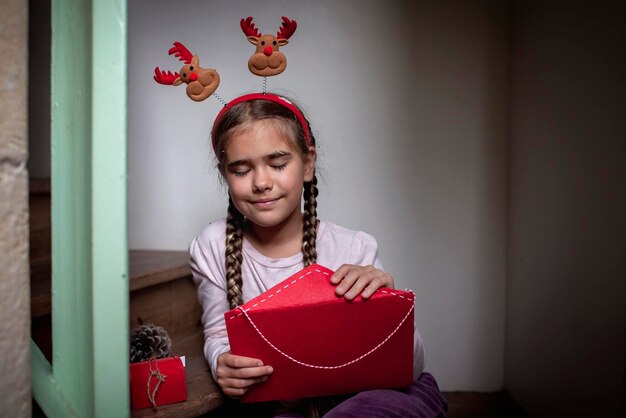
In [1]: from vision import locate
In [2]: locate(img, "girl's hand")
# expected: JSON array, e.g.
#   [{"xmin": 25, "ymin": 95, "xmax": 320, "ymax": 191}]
[
  {"xmin": 216, "ymin": 352, "xmax": 273, "ymax": 398},
  {"xmin": 330, "ymin": 264, "xmax": 394, "ymax": 301}
]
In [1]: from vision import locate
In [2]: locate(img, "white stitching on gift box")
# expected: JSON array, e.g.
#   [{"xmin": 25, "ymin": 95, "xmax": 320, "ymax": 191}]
[
  {"xmin": 227, "ymin": 268, "xmax": 329, "ymax": 320},
  {"xmin": 380, "ymin": 289, "xmax": 414, "ymax": 301},
  {"xmin": 236, "ymin": 289, "xmax": 415, "ymax": 370},
  {"xmin": 226, "ymin": 266, "xmax": 416, "ymax": 370},
  {"xmin": 226, "ymin": 268, "xmax": 415, "ymax": 321}
]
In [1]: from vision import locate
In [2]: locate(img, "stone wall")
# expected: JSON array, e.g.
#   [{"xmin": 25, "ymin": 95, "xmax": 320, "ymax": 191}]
[{"xmin": 0, "ymin": 0, "xmax": 31, "ymax": 416}]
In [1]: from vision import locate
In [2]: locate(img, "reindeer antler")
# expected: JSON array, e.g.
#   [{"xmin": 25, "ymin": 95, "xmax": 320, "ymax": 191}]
[
  {"xmin": 153, "ymin": 42, "xmax": 191, "ymax": 85},
  {"xmin": 277, "ymin": 16, "xmax": 297, "ymax": 40},
  {"xmin": 153, "ymin": 67, "xmax": 179, "ymax": 85},
  {"xmin": 168, "ymin": 41, "xmax": 193, "ymax": 64},
  {"xmin": 241, "ymin": 16, "xmax": 261, "ymax": 37}
]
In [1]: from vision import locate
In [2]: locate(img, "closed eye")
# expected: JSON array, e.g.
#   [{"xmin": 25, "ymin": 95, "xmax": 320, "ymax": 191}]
[
  {"xmin": 228, "ymin": 166, "xmax": 250, "ymax": 177},
  {"xmin": 271, "ymin": 162, "xmax": 288, "ymax": 171},
  {"xmin": 267, "ymin": 151, "xmax": 291, "ymax": 170},
  {"xmin": 226, "ymin": 151, "xmax": 291, "ymax": 177}
]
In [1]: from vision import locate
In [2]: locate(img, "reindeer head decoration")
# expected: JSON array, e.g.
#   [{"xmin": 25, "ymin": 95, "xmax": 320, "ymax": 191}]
[
  {"xmin": 154, "ymin": 42, "xmax": 220, "ymax": 102},
  {"xmin": 241, "ymin": 16, "xmax": 297, "ymax": 77}
]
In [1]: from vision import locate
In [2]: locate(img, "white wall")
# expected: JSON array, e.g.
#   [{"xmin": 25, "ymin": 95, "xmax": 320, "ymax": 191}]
[
  {"xmin": 129, "ymin": 0, "xmax": 509, "ymax": 391},
  {"xmin": 505, "ymin": 1, "xmax": 625, "ymax": 417}
]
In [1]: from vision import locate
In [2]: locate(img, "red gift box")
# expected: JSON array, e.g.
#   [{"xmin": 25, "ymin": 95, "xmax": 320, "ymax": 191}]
[
  {"xmin": 129, "ymin": 356, "xmax": 187, "ymax": 410},
  {"xmin": 225, "ymin": 264, "xmax": 415, "ymax": 402}
]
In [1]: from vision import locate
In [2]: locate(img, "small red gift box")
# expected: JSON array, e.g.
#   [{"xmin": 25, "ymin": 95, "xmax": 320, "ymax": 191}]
[
  {"xmin": 129, "ymin": 356, "xmax": 187, "ymax": 410},
  {"xmin": 225, "ymin": 264, "xmax": 415, "ymax": 402}
]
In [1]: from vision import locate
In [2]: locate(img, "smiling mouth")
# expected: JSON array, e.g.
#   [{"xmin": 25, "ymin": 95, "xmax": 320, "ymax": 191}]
[{"xmin": 252, "ymin": 197, "xmax": 279, "ymax": 207}]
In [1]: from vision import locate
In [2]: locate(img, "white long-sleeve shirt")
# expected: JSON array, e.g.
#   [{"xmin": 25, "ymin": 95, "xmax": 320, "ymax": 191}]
[{"xmin": 188, "ymin": 218, "xmax": 425, "ymax": 382}]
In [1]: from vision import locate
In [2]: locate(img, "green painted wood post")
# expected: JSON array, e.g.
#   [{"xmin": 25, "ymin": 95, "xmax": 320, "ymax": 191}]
[
  {"xmin": 31, "ymin": 0, "xmax": 129, "ymax": 417},
  {"xmin": 92, "ymin": 0, "xmax": 129, "ymax": 414}
]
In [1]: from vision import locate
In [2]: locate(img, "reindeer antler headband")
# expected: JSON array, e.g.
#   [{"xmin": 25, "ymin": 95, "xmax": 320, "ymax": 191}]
[
  {"xmin": 153, "ymin": 16, "xmax": 310, "ymax": 152},
  {"xmin": 154, "ymin": 42, "xmax": 222, "ymax": 103},
  {"xmin": 241, "ymin": 16, "xmax": 297, "ymax": 77}
]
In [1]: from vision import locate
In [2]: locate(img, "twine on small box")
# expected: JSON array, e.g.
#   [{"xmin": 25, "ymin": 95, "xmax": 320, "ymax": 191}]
[{"xmin": 147, "ymin": 356, "xmax": 168, "ymax": 410}]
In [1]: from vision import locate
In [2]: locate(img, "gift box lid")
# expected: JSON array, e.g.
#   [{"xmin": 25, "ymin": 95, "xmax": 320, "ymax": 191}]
[{"xmin": 228, "ymin": 264, "xmax": 414, "ymax": 313}]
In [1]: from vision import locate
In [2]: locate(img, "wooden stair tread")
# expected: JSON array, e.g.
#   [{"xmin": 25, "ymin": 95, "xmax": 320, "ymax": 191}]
[
  {"xmin": 30, "ymin": 250, "xmax": 192, "ymax": 317},
  {"xmin": 30, "ymin": 258, "xmax": 52, "ymax": 318},
  {"xmin": 29, "ymin": 177, "xmax": 51, "ymax": 194},
  {"xmin": 129, "ymin": 250, "xmax": 192, "ymax": 291}
]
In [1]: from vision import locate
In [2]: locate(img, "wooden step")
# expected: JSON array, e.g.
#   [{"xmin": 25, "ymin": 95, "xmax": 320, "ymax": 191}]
[
  {"xmin": 30, "ymin": 250, "xmax": 196, "ymax": 320},
  {"xmin": 128, "ymin": 250, "xmax": 224, "ymax": 415},
  {"xmin": 131, "ymin": 332, "xmax": 224, "ymax": 417},
  {"xmin": 30, "ymin": 257, "xmax": 51, "ymax": 319},
  {"xmin": 129, "ymin": 250, "xmax": 194, "ymax": 292},
  {"xmin": 29, "ymin": 177, "xmax": 51, "ymax": 263},
  {"xmin": 28, "ymin": 177, "xmax": 224, "ymax": 416},
  {"xmin": 127, "ymin": 251, "xmax": 224, "ymax": 416},
  {"xmin": 30, "ymin": 249, "xmax": 225, "ymax": 417}
]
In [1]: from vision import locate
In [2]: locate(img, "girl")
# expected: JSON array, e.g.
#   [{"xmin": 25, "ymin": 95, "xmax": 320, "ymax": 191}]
[{"xmin": 189, "ymin": 93, "xmax": 447, "ymax": 417}]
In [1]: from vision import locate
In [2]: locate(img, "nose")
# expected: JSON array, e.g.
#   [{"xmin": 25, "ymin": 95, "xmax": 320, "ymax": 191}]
[
  {"xmin": 189, "ymin": 72, "xmax": 198, "ymax": 82},
  {"xmin": 253, "ymin": 168, "xmax": 272, "ymax": 192},
  {"xmin": 263, "ymin": 46, "xmax": 273, "ymax": 56}
]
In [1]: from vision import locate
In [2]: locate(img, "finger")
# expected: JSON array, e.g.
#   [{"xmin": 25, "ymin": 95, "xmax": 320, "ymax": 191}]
[
  {"xmin": 223, "ymin": 386, "xmax": 246, "ymax": 398},
  {"xmin": 221, "ymin": 374, "xmax": 270, "ymax": 391},
  {"xmin": 222, "ymin": 381, "xmax": 262, "ymax": 398},
  {"xmin": 343, "ymin": 280, "xmax": 368, "ymax": 300},
  {"xmin": 341, "ymin": 265, "xmax": 379, "ymax": 293},
  {"xmin": 383, "ymin": 273, "xmax": 394, "ymax": 289},
  {"xmin": 218, "ymin": 363, "xmax": 273, "ymax": 380},
  {"xmin": 330, "ymin": 264, "xmax": 354, "ymax": 284},
  {"xmin": 223, "ymin": 354, "xmax": 264, "ymax": 369},
  {"xmin": 231, "ymin": 365, "xmax": 274, "ymax": 379},
  {"xmin": 343, "ymin": 269, "xmax": 384, "ymax": 300},
  {"xmin": 219, "ymin": 372, "xmax": 272, "ymax": 398},
  {"xmin": 334, "ymin": 266, "xmax": 373, "ymax": 296},
  {"xmin": 361, "ymin": 273, "xmax": 392, "ymax": 299}
]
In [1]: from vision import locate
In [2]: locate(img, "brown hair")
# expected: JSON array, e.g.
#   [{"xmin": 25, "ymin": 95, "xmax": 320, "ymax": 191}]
[{"xmin": 213, "ymin": 98, "xmax": 318, "ymax": 309}]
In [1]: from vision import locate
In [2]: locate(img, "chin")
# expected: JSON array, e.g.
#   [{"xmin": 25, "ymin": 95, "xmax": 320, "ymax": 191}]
[
  {"xmin": 244, "ymin": 209, "xmax": 300, "ymax": 230},
  {"xmin": 247, "ymin": 216, "xmax": 285, "ymax": 229}
]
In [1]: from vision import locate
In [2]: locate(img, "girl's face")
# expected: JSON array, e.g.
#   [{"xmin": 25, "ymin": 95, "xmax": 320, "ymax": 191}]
[{"xmin": 223, "ymin": 119, "xmax": 316, "ymax": 230}]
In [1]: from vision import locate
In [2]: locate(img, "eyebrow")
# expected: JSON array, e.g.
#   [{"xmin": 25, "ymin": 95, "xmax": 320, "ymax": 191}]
[{"xmin": 227, "ymin": 150, "xmax": 292, "ymax": 168}]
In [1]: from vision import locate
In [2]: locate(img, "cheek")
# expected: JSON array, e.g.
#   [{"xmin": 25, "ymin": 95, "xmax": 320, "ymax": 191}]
[
  {"xmin": 286, "ymin": 168, "xmax": 307, "ymax": 191},
  {"xmin": 225, "ymin": 176, "xmax": 247, "ymax": 195}
]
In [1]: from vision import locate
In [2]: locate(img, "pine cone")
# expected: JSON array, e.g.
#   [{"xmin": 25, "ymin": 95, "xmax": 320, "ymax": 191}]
[{"xmin": 130, "ymin": 324, "xmax": 172, "ymax": 363}]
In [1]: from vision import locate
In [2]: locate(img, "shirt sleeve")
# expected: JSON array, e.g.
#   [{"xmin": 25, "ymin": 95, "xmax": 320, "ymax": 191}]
[
  {"xmin": 189, "ymin": 235, "xmax": 230, "ymax": 382},
  {"xmin": 347, "ymin": 231, "xmax": 385, "ymax": 269},
  {"xmin": 348, "ymin": 230, "xmax": 426, "ymax": 379}
]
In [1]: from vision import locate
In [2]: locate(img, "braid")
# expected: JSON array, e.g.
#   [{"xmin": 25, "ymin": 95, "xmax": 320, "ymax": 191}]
[
  {"xmin": 225, "ymin": 197, "xmax": 245, "ymax": 309},
  {"xmin": 301, "ymin": 174, "xmax": 319, "ymax": 267}
]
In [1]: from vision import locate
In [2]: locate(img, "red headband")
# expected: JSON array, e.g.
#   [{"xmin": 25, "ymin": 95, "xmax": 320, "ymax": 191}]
[{"xmin": 211, "ymin": 93, "xmax": 312, "ymax": 154}]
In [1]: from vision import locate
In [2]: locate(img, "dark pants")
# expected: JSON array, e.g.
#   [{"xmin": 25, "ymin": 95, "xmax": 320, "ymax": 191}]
[{"xmin": 275, "ymin": 372, "xmax": 448, "ymax": 418}]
